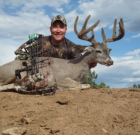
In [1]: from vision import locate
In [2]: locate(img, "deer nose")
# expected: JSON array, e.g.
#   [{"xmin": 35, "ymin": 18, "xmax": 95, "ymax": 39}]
[
  {"xmin": 103, "ymin": 59, "xmax": 113, "ymax": 66},
  {"xmin": 109, "ymin": 60, "xmax": 113, "ymax": 65}
]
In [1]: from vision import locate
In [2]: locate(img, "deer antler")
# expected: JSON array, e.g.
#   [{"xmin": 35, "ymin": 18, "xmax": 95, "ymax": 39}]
[
  {"xmin": 102, "ymin": 18, "xmax": 125, "ymax": 43},
  {"xmin": 74, "ymin": 15, "xmax": 100, "ymax": 45}
]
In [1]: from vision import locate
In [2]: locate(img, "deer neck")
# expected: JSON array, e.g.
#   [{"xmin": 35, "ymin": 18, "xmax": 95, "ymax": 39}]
[{"xmin": 69, "ymin": 52, "xmax": 95, "ymax": 67}]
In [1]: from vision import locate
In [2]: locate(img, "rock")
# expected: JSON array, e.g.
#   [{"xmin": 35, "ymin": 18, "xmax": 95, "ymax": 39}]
[
  {"xmin": 101, "ymin": 128, "xmax": 108, "ymax": 133},
  {"xmin": 50, "ymin": 129, "xmax": 60, "ymax": 134},
  {"xmin": 56, "ymin": 100, "xmax": 69, "ymax": 105},
  {"xmin": 20, "ymin": 117, "xmax": 31, "ymax": 124},
  {"xmin": 2, "ymin": 127, "xmax": 26, "ymax": 135},
  {"xmin": 37, "ymin": 101, "xmax": 43, "ymax": 105}
]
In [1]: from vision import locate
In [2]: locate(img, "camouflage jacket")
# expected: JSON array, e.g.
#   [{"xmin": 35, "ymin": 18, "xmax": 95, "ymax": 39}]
[
  {"xmin": 39, "ymin": 36, "xmax": 82, "ymax": 59},
  {"xmin": 14, "ymin": 35, "xmax": 88, "ymax": 60}
]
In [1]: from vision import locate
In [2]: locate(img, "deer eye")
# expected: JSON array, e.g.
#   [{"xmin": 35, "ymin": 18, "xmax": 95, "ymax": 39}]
[
  {"xmin": 109, "ymin": 48, "xmax": 112, "ymax": 54},
  {"xmin": 96, "ymin": 49, "xmax": 102, "ymax": 53},
  {"xmin": 109, "ymin": 48, "xmax": 112, "ymax": 52}
]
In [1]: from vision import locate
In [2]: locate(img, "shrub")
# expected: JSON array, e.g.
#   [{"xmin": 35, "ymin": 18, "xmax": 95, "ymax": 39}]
[{"xmin": 84, "ymin": 70, "xmax": 110, "ymax": 88}]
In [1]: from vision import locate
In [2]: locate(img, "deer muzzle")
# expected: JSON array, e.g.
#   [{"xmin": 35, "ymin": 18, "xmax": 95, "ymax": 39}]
[{"xmin": 102, "ymin": 59, "xmax": 113, "ymax": 66}]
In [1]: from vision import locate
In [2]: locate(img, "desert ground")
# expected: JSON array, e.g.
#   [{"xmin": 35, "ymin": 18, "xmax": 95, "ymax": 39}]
[{"xmin": 0, "ymin": 88, "xmax": 140, "ymax": 135}]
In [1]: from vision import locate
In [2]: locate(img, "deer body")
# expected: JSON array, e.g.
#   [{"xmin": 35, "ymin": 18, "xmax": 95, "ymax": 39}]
[{"xmin": 0, "ymin": 46, "xmax": 112, "ymax": 91}]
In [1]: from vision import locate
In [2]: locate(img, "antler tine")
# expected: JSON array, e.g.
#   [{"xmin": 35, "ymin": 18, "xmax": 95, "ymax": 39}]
[
  {"xmin": 74, "ymin": 16, "xmax": 79, "ymax": 36},
  {"xmin": 78, "ymin": 15, "xmax": 92, "ymax": 37},
  {"xmin": 105, "ymin": 18, "xmax": 125, "ymax": 42},
  {"xmin": 89, "ymin": 29, "xmax": 99, "ymax": 45},
  {"xmin": 119, "ymin": 18, "xmax": 125, "ymax": 38},
  {"xmin": 74, "ymin": 15, "xmax": 100, "ymax": 45},
  {"xmin": 102, "ymin": 28, "xmax": 107, "ymax": 44},
  {"xmin": 74, "ymin": 15, "xmax": 93, "ymax": 38},
  {"xmin": 112, "ymin": 19, "xmax": 117, "ymax": 38}
]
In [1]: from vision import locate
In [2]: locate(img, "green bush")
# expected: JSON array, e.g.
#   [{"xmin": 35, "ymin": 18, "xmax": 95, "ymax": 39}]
[
  {"xmin": 98, "ymin": 82, "xmax": 110, "ymax": 88},
  {"xmin": 84, "ymin": 70, "xmax": 110, "ymax": 88},
  {"xmin": 133, "ymin": 83, "xmax": 140, "ymax": 88},
  {"xmin": 84, "ymin": 70, "xmax": 98, "ymax": 88}
]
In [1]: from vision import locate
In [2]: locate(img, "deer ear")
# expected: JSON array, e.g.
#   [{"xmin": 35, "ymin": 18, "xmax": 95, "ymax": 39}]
[{"xmin": 84, "ymin": 46, "xmax": 95, "ymax": 53}]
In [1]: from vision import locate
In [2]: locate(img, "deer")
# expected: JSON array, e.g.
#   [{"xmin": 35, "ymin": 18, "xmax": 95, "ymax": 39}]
[{"xmin": 0, "ymin": 15, "xmax": 125, "ymax": 92}]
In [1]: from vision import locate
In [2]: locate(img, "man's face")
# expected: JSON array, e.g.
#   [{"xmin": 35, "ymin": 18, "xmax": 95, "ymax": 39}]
[{"xmin": 50, "ymin": 21, "xmax": 67, "ymax": 44}]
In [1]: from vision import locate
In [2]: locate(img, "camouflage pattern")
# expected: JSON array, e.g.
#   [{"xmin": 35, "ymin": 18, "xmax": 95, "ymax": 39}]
[
  {"xmin": 14, "ymin": 35, "xmax": 87, "ymax": 60},
  {"xmin": 39, "ymin": 36, "xmax": 81, "ymax": 59},
  {"xmin": 51, "ymin": 15, "xmax": 67, "ymax": 26}
]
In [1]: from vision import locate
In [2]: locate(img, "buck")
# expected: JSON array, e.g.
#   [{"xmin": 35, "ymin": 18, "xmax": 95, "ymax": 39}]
[{"xmin": 0, "ymin": 15, "xmax": 125, "ymax": 91}]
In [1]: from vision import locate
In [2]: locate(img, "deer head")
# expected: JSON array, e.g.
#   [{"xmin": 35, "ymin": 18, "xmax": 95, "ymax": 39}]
[{"xmin": 74, "ymin": 15, "xmax": 125, "ymax": 67}]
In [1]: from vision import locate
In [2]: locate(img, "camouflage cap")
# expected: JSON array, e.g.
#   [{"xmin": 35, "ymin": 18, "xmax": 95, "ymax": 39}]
[{"xmin": 51, "ymin": 15, "xmax": 67, "ymax": 26}]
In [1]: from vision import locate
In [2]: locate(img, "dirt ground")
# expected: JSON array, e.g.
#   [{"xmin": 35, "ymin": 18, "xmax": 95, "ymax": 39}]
[{"xmin": 0, "ymin": 88, "xmax": 140, "ymax": 135}]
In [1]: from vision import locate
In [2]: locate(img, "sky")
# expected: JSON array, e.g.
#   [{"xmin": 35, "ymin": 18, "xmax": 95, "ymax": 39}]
[{"xmin": 0, "ymin": 0, "xmax": 140, "ymax": 88}]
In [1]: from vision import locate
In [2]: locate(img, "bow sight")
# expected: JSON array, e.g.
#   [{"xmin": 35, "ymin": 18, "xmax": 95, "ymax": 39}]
[{"xmin": 15, "ymin": 33, "xmax": 44, "ymax": 79}]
